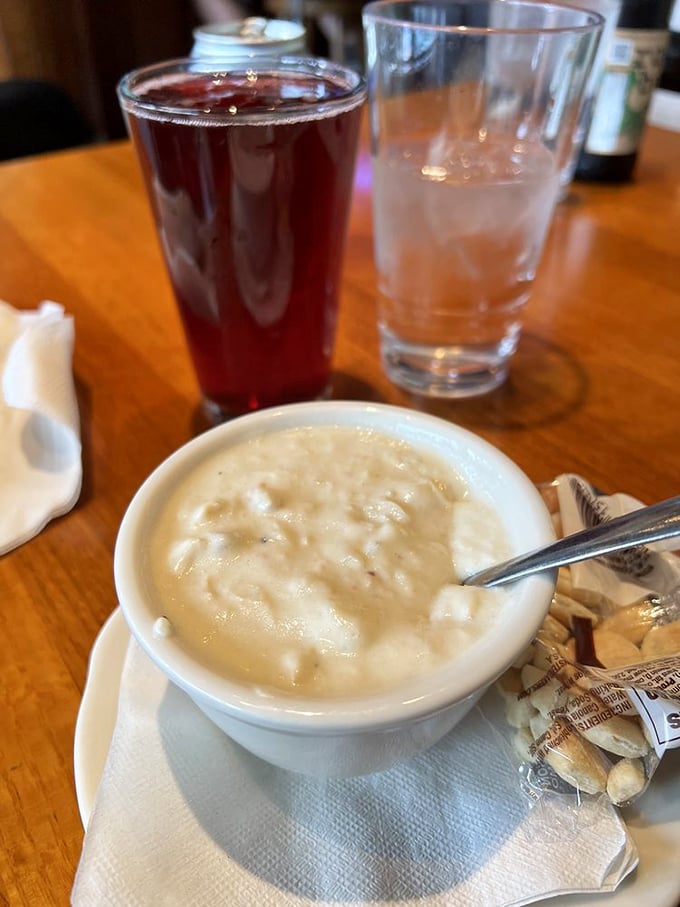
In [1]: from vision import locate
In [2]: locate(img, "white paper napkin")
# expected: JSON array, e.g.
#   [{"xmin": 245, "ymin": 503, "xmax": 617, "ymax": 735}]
[
  {"xmin": 0, "ymin": 300, "xmax": 81, "ymax": 555},
  {"xmin": 72, "ymin": 641, "xmax": 636, "ymax": 907}
]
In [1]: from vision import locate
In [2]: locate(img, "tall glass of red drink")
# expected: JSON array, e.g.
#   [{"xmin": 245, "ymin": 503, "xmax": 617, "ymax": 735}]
[{"xmin": 118, "ymin": 58, "xmax": 365, "ymax": 421}]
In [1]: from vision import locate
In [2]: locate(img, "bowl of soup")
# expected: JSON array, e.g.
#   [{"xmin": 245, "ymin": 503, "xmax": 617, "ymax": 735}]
[{"xmin": 114, "ymin": 401, "xmax": 555, "ymax": 776}]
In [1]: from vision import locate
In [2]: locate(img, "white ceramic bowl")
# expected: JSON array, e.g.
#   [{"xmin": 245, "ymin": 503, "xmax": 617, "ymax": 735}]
[{"xmin": 114, "ymin": 401, "xmax": 556, "ymax": 776}]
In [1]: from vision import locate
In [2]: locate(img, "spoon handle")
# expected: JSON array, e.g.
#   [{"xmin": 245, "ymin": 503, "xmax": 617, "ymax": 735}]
[{"xmin": 463, "ymin": 494, "xmax": 680, "ymax": 588}]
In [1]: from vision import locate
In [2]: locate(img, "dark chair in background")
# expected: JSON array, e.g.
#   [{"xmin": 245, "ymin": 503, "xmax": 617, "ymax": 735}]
[{"xmin": 0, "ymin": 79, "xmax": 93, "ymax": 162}]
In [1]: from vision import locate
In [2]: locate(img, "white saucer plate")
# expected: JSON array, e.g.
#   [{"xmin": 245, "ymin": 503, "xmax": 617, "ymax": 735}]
[{"xmin": 74, "ymin": 608, "xmax": 680, "ymax": 907}]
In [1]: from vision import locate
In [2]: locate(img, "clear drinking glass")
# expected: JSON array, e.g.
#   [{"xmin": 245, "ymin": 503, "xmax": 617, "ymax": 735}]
[{"xmin": 363, "ymin": 0, "xmax": 603, "ymax": 398}]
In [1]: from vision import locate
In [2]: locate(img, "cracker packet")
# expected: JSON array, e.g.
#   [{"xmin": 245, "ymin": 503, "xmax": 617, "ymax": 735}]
[{"xmin": 496, "ymin": 474, "xmax": 680, "ymax": 806}]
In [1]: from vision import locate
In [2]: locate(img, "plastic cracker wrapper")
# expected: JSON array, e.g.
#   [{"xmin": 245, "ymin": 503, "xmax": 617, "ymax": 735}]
[{"xmin": 495, "ymin": 474, "xmax": 680, "ymax": 807}]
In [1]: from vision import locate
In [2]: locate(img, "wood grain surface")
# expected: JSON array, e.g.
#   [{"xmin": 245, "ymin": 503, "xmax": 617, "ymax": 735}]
[{"xmin": 0, "ymin": 123, "xmax": 679, "ymax": 905}]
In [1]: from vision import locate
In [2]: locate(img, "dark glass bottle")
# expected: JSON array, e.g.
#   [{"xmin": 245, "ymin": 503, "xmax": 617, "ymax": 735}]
[{"xmin": 576, "ymin": 0, "xmax": 673, "ymax": 182}]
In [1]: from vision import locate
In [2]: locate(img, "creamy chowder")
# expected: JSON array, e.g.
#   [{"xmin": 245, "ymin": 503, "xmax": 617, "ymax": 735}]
[{"xmin": 149, "ymin": 425, "xmax": 512, "ymax": 696}]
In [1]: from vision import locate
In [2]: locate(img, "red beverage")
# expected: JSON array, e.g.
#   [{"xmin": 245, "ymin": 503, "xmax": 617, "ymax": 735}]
[{"xmin": 118, "ymin": 61, "xmax": 365, "ymax": 419}]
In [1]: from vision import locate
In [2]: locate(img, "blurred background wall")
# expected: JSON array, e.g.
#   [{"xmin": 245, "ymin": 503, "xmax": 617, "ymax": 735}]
[
  {"xmin": 0, "ymin": 0, "xmax": 200, "ymax": 152},
  {"xmin": 0, "ymin": 0, "xmax": 371, "ymax": 159},
  {"xmin": 6, "ymin": 0, "xmax": 669, "ymax": 162}
]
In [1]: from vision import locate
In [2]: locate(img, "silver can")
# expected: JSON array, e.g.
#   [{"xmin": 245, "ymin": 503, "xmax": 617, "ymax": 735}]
[{"xmin": 190, "ymin": 17, "xmax": 307, "ymax": 61}]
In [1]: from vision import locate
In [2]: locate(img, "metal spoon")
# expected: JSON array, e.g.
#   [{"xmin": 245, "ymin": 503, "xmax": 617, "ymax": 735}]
[{"xmin": 463, "ymin": 494, "xmax": 680, "ymax": 588}]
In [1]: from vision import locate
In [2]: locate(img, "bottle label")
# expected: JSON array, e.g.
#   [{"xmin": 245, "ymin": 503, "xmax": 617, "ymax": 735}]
[
  {"xmin": 585, "ymin": 28, "xmax": 670, "ymax": 155},
  {"xmin": 671, "ymin": 0, "xmax": 680, "ymax": 32}
]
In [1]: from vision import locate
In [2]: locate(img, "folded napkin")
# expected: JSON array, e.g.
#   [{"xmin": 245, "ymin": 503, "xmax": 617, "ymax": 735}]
[
  {"xmin": 72, "ymin": 640, "xmax": 636, "ymax": 907},
  {"xmin": 0, "ymin": 300, "xmax": 81, "ymax": 555}
]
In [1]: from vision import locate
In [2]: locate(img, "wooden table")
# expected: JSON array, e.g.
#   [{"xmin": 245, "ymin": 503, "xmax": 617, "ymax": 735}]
[{"xmin": 0, "ymin": 124, "xmax": 679, "ymax": 905}]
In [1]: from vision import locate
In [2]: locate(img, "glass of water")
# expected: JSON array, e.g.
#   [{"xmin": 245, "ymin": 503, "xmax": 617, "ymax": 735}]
[{"xmin": 363, "ymin": 0, "xmax": 603, "ymax": 398}]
